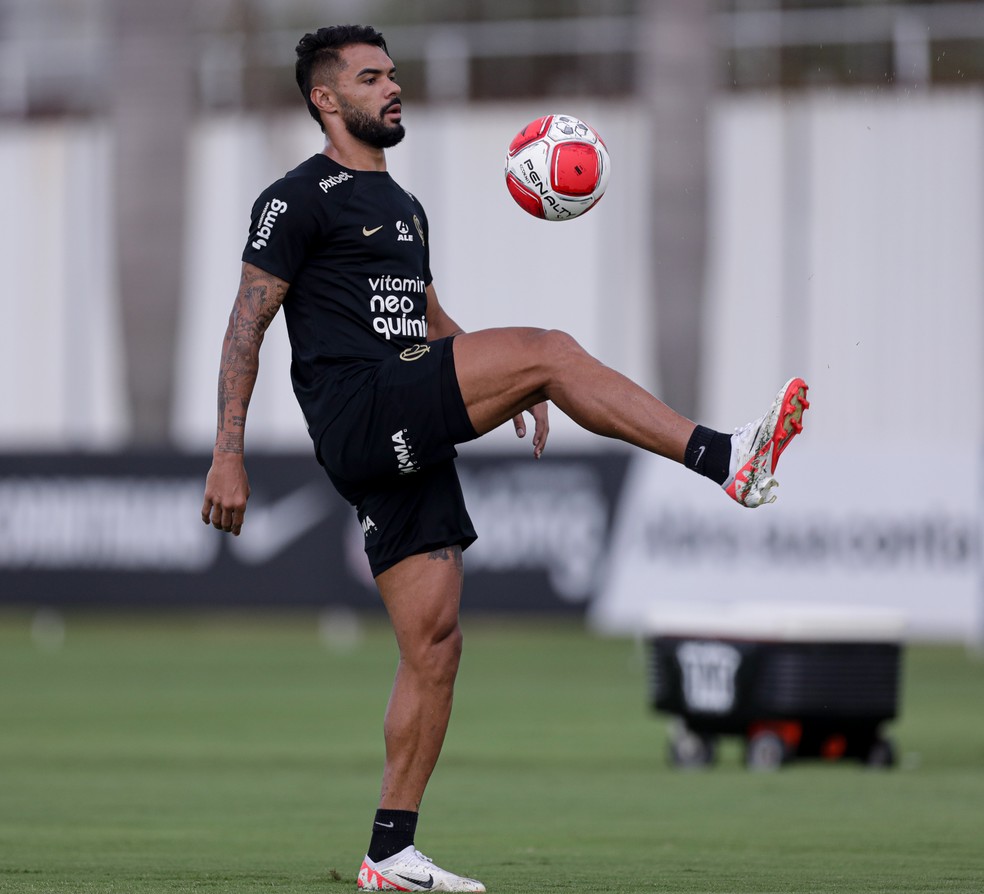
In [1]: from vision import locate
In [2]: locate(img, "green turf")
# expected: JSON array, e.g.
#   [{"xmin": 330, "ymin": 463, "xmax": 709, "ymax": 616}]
[{"xmin": 0, "ymin": 612, "xmax": 982, "ymax": 893}]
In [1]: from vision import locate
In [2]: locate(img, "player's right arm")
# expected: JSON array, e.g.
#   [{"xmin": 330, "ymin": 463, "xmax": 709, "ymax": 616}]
[{"xmin": 201, "ymin": 262, "xmax": 289, "ymax": 535}]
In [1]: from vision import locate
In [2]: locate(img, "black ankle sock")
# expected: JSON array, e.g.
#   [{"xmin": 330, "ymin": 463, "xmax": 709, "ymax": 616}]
[
  {"xmin": 684, "ymin": 424, "xmax": 733, "ymax": 485},
  {"xmin": 367, "ymin": 809, "xmax": 418, "ymax": 862}
]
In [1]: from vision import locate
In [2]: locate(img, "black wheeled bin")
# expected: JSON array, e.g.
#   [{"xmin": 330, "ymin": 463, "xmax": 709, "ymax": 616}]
[{"xmin": 646, "ymin": 603, "xmax": 904, "ymax": 769}]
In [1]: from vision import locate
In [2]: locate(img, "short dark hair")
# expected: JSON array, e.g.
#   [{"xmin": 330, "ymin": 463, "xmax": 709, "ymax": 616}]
[{"xmin": 295, "ymin": 25, "xmax": 389, "ymax": 132}]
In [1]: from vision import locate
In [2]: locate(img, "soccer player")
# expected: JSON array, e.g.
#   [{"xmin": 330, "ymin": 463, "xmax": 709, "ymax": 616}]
[{"xmin": 201, "ymin": 24, "xmax": 809, "ymax": 893}]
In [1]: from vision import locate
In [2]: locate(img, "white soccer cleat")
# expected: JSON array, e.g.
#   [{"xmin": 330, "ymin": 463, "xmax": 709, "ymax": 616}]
[
  {"xmin": 357, "ymin": 846, "xmax": 486, "ymax": 893},
  {"xmin": 724, "ymin": 377, "xmax": 809, "ymax": 508}
]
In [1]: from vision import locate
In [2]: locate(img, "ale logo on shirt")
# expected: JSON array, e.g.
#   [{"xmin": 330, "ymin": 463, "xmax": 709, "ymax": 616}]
[{"xmin": 396, "ymin": 221, "xmax": 414, "ymax": 242}]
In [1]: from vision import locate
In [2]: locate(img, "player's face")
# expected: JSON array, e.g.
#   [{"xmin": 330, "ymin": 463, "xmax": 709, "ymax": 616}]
[{"xmin": 333, "ymin": 44, "xmax": 404, "ymax": 149}]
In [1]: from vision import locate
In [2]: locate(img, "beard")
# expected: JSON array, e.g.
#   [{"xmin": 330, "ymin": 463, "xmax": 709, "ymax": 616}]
[{"xmin": 338, "ymin": 97, "xmax": 405, "ymax": 149}]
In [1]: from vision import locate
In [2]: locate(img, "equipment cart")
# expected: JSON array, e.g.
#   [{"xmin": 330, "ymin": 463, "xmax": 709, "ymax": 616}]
[{"xmin": 646, "ymin": 603, "xmax": 905, "ymax": 770}]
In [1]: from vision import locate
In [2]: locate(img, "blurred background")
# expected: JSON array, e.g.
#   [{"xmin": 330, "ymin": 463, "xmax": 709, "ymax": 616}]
[{"xmin": 1, "ymin": 0, "xmax": 982, "ymax": 642}]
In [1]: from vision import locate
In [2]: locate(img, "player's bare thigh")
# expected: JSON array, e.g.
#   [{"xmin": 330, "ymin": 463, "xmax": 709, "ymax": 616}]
[
  {"xmin": 375, "ymin": 547, "xmax": 464, "ymax": 654},
  {"xmin": 451, "ymin": 327, "xmax": 576, "ymax": 436}
]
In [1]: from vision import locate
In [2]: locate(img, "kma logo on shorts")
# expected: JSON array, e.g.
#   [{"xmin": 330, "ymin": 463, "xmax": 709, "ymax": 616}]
[{"xmin": 392, "ymin": 429, "xmax": 420, "ymax": 476}]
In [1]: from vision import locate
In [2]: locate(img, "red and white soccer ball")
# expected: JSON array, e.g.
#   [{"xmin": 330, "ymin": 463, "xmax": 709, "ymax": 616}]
[{"xmin": 504, "ymin": 114, "xmax": 610, "ymax": 221}]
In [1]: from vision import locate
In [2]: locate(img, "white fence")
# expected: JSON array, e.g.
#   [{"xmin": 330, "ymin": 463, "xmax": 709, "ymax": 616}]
[{"xmin": 2, "ymin": 90, "xmax": 981, "ymax": 451}]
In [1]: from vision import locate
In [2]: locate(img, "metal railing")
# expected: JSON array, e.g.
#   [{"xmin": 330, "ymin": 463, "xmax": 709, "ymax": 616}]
[{"xmin": 2, "ymin": 3, "xmax": 983, "ymax": 115}]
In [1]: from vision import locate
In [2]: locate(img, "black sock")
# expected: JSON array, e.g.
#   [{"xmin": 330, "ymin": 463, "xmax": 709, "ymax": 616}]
[
  {"xmin": 684, "ymin": 424, "xmax": 733, "ymax": 485},
  {"xmin": 367, "ymin": 809, "xmax": 418, "ymax": 862}
]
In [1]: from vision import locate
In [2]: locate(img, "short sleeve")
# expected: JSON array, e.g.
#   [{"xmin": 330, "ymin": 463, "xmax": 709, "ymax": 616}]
[
  {"xmin": 416, "ymin": 201, "xmax": 433, "ymax": 287},
  {"xmin": 241, "ymin": 177, "xmax": 322, "ymax": 283}
]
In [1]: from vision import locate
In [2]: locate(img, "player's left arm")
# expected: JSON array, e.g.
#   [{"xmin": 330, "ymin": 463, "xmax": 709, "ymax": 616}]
[
  {"xmin": 425, "ymin": 282, "xmax": 465, "ymax": 340},
  {"xmin": 424, "ymin": 283, "xmax": 550, "ymax": 458}
]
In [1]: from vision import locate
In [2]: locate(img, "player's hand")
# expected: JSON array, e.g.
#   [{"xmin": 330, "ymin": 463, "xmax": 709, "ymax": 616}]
[
  {"xmin": 512, "ymin": 402, "xmax": 550, "ymax": 459},
  {"xmin": 201, "ymin": 453, "xmax": 251, "ymax": 535}
]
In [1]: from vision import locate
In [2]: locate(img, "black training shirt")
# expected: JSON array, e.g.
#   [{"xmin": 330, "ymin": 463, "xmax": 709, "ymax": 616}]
[{"xmin": 242, "ymin": 154, "xmax": 433, "ymax": 438}]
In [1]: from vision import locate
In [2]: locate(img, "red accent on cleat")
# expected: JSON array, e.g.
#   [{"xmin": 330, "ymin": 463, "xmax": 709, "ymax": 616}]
[{"xmin": 724, "ymin": 377, "xmax": 810, "ymax": 507}]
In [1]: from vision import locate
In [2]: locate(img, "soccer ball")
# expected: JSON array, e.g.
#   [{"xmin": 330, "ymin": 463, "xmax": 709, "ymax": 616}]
[{"xmin": 504, "ymin": 114, "xmax": 610, "ymax": 221}]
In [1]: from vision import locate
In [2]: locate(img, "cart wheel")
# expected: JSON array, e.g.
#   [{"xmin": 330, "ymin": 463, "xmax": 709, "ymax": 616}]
[
  {"xmin": 745, "ymin": 730, "xmax": 787, "ymax": 771},
  {"xmin": 864, "ymin": 737, "xmax": 896, "ymax": 768},
  {"xmin": 668, "ymin": 724, "xmax": 716, "ymax": 769}
]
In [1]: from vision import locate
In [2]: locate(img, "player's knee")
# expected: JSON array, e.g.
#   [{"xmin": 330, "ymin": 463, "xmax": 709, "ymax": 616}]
[
  {"xmin": 542, "ymin": 328, "xmax": 582, "ymax": 354},
  {"xmin": 408, "ymin": 623, "xmax": 462, "ymax": 684},
  {"xmin": 538, "ymin": 328, "xmax": 586, "ymax": 373},
  {"xmin": 435, "ymin": 624, "xmax": 463, "ymax": 680}
]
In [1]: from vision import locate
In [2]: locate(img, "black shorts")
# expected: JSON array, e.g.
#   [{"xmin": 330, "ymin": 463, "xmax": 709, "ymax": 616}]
[{"xmin": 315, "ymin": 337, "xmax": 479, "ymax": 577}]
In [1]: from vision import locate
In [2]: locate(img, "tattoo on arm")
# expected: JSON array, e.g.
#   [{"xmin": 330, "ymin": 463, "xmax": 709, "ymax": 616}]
[{"xmin": 214, "ymin": 265, "xmax": 288, "ymax": 454}]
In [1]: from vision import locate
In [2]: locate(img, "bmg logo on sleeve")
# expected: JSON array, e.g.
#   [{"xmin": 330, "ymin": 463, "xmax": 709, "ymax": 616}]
[{"xmin": 251, "ymin": 198, "xmax": 287, "ymax": 250}]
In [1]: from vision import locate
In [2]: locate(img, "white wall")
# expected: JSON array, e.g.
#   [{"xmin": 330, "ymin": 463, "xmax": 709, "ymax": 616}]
[
  {"xmin": 1, "ymin": 89, "xmax": 982, "ymax": 453},
  {"xmin": 700, "ymin": 90, "xmax": 984, "ymax": 448},
  {"xmin": 0, "ymin": 122, "xmax": 128, "ymax": 449}
]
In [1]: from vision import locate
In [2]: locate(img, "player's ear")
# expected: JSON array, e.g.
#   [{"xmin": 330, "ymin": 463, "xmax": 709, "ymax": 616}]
[{"xmin": 310, "ymin": 84, "xmax": 337, "ymax": 117}]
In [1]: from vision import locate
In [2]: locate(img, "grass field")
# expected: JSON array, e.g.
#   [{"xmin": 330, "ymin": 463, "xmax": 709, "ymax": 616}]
[{"xmin": 0, "ymin": 612, "xmax": 982, "ymax": 894}]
